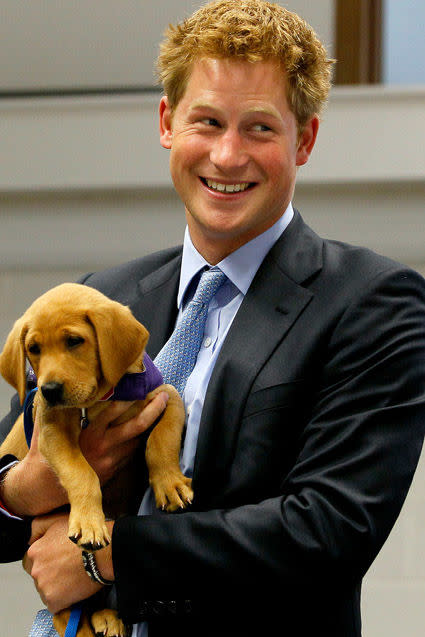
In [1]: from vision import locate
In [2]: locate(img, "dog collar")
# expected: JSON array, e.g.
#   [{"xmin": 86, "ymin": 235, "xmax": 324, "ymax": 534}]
[
  {"xmin": 24, "ymin": 353, "xmax": 164, "ymax": 443},
  {"xmin": 99, "ymin": 353, "xmax": 164, "ymax": 401},
  {"xmin": 99, "ymin": 370, "xmax": 151, "ymax": 402}
]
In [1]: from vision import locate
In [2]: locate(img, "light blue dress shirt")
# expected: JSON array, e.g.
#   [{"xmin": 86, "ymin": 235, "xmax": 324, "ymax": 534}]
[{"xmin": 134, "ymin": 203, "xmax": 293, "ymax": 637}]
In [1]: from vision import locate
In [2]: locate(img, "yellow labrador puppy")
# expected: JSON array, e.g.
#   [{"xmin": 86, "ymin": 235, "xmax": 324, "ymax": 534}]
[{"xmin": 0, "ymin": 283, "xmax": 193, "ymax": 636}]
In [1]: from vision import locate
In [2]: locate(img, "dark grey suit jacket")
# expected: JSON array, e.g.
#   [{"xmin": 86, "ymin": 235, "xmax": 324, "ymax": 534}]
[{"xmin": 2, "ymin": 211, "xmax": 425, "ymax": 636}]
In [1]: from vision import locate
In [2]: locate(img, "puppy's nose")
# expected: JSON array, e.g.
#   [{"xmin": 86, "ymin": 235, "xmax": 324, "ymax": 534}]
[{"xmin": 41, "ymin": 381, "xmax": 64, "ymax": 405}]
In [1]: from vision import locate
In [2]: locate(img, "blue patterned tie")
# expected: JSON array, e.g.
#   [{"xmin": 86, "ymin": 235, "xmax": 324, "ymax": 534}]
[
  {"xmin": 28, "ymin": 609, "xmax": 58, "ymax": 636},
  {"xmin": 29, "ymin": 605, "xmax": 84, "ymax": 637},
  {"xmin": 154, "ymin": 268, "xmax": 227, "ymax": 394}
]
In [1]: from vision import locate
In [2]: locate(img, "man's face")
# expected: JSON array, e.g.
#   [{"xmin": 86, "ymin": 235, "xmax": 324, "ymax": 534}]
[{"xmin": 159, "ymin": 57, "xmax": 318, "ymax": 263}]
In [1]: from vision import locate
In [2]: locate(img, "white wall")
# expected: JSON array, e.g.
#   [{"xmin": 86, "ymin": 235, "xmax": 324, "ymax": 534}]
[
  {"xmin": 0, "ymin": 1, "xmax": 334, "ymax": 92},
  {"xmin": 1, "ymin": 2, "xmax": 425, "ymax": 636}
]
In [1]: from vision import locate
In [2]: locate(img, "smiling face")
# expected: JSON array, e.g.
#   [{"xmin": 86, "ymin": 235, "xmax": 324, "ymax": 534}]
[{"xmin": 159, "ymin": 57, "xmax": 319, "ymax": 264}]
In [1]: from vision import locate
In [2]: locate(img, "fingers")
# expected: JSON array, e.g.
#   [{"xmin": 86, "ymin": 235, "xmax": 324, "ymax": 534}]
[
  {"xmin": 91, "ymin": 400, "xmax": 134, "ymax": 430},
  {"xmin": 106, "ymin": 391, "xmax": 169, "ymax": 446},
  {"xmin": 29, "ymin": 512, "xmax": 68, "ymax": 545},
  {"xmin": 87, "ymin": 392, "xmax": 167, "ymax": 430},
  {"xmin": 23, "ymin": 515, "xmax": 101, "ymax": 613},
  {"xmin": 22, "ymin": 551, "xmax": 33, "ymax": 575},
  {"xmin": 79, "ymin": 392, "xmax": 169, "ymax": 484}
]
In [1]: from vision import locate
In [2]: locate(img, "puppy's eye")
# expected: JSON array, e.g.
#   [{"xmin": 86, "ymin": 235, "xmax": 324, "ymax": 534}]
[
  {"xmin": 28, "ymin": 343, "xmax": 41, "ymax": 355},
  {"xmin": 66, "ymin": 336, "xmax": 85, "ymax": 349}
]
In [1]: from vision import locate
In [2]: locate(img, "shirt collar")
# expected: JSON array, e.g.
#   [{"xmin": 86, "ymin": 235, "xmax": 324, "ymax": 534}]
[{"xmin": 177, "ymin": 203, "xmax": 294, "ymax": 308}]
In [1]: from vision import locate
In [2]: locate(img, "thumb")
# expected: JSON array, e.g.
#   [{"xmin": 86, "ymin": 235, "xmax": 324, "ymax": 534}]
[{"xmin": 29, "ymin": 512, "xmax": 68, "ymax": 545}]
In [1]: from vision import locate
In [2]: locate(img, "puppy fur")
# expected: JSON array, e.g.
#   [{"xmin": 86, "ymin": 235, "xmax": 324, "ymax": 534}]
[{"xmin": 0, "ymin": 283, "xmax": 193, "ymax": 637}]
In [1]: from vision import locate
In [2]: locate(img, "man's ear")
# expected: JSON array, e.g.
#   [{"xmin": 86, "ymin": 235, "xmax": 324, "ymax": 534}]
[
  {"xmin": 159, "ymin": 96, "xmax": 173, "ymax": 149},
  {"xmin": 296, "ymin": 115, "xmax": 320, "ymax": 167}
]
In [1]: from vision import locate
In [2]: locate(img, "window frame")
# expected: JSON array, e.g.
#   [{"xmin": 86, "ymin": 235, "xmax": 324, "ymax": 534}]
[{"xmin": 334, "ymin": 0, "xmax": 383, "ymax": 84}]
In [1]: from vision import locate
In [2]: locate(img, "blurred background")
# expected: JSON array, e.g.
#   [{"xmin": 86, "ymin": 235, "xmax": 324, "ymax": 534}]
[{"xmin": 0, "ymin": 1, "xmax": 424, "ymax": 634}]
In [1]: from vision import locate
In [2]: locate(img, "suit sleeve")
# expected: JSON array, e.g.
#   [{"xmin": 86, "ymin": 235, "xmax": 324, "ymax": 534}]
[
  {"xmin": 0, "ymin": 453, "xmax": 31, "ymax": 562},
  {"xmin": 111, "ymin": 266, "xmax": 425, "ymax": 624},
  {"xmin": 0, "ymin": 392, "xmax": 22, "ymax": 446},
  {"xmin": 0, "ymin": 389, "xmax": 31, "ymax": 562}
]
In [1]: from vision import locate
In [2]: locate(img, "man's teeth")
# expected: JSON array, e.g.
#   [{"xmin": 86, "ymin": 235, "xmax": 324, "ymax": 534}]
[{"xmin": 206, "ymin": 179, "xmax": 250, "ymax": 193}]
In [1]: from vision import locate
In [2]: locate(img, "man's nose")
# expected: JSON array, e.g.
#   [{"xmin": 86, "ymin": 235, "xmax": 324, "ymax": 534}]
[{"xmin": 210, "ymin": 129, "xmax": 249, "ymax": 171}]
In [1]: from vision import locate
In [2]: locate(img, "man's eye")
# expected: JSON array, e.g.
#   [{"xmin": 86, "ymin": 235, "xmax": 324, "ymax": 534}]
[
  {"xmin": 28, "ymin": 344, "xmax": 41, "ymax": 355},
  {"xmin": 201, "ymin": 118, "xmax": 220, "ymax": 127},
  {"xmin": 252, "ymin": 124, "xmax": 272, "ymax": 132},
  {"xmin": 66, "ymin": 336, "xmax": 85, "ymax": 349}
]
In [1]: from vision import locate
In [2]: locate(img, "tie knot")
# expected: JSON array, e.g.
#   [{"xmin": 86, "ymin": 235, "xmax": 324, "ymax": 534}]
[
  {"xmin": 192, "ymin": 268, "xmax": 227, "ymax": 306},
  {"xmin": 154, "ymin": 267, "xmax": 227, "ymax": 395}
]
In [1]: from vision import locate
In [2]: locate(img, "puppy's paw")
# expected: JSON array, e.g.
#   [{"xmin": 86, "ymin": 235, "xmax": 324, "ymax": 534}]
[
  {"xmin": 91, "ymin": 609, "xmax": 130, "ymax": 637},
  {"xmin": 151, "ymin": 473, "xmax": 193, "ymax": 513},
  {"xmin": 68, "ymin": 513, "xmax": 111, "ymax": 551}
]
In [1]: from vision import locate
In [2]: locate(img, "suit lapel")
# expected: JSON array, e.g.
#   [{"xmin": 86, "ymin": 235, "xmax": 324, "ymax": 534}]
[
  {"xmin": 193, "ymin": 212, "xmax": 324, "ymax": 504},
  {"xmin": 131, "ymin": 253, "xmax": 182, "ymax": 358}
]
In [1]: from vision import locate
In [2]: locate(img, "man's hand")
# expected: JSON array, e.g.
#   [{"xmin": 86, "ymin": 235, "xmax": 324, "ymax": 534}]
[
  {"xmin": 23, "ymin": 513, "xmax": 114, "ymax": 613},
  {"xmin": 80, "ymin": 391, "xmax": 169, "ymax": 485},
  {"xmin": 1, "ymin": 391, "xmax": 169, "ymax": 517}
]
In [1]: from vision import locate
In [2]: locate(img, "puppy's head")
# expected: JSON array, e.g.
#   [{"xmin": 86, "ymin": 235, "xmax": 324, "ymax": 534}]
[{"xmin": 0, "ymin": 283, "xmax": 149, "ymax": 406}]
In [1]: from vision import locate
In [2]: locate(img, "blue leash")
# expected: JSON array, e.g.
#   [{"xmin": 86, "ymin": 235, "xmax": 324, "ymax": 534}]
[
  {"xmin": 63, "ymin": 604, "xmax": 83, "ymax": 637},
  {"xmin": 23, "ymin": 389, "xmax": 83, "ymax": 637}
]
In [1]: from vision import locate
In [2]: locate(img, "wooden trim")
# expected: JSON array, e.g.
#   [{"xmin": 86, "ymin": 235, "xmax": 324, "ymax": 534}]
[{"xmin": 335, "ymin": 0, "xmax": 382, "ymax": 84}]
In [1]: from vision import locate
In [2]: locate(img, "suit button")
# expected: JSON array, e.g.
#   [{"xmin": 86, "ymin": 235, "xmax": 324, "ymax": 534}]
[
  {"xmin": 138, "ymin": 601, "xmax": 149, "ymax": 620},
  {"xmin": 150, "ymin": 600, "xmax": 167, "ymax": 616}
]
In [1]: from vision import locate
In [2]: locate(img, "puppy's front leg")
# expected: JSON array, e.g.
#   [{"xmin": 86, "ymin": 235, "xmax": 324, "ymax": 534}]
[
  {"xmin": 37, "ymin": 403, "xmax": 110, "ymax": 551},
  {"xmin": 145, "ymin": 384, "xmax": 193, "ymax": 512}
]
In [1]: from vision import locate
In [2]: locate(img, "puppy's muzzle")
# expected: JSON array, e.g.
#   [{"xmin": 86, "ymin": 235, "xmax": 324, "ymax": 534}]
[{"xmin": 41, "ymin": 381, "xmax": 64, "ymax": 406}]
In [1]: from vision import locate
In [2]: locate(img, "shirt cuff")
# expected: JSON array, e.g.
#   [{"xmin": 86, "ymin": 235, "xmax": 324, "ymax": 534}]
[{"xmin": 0, "ymin": 457, "xmax": 23, "ymax": 520}]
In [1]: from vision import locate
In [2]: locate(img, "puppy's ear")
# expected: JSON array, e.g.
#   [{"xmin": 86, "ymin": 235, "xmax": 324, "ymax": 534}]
[
  {"xmin": 86, "ymin": 302, "xmax": 149, "ymax": 386},
  {"xmin": 0, "ymin": 317, "xmax": 28, "ymax": 404}
]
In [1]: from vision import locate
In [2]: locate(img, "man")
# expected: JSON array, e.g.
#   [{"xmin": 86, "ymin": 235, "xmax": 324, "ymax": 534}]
[{"xmin": 1, "ymin": 1, "xmax": 425, "ymax": 635}]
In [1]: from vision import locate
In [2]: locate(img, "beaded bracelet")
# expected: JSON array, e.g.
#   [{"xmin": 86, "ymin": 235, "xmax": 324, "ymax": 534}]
[{"xmin": 81, "ymin": 550, "xmax": 114, "ymax": 586}]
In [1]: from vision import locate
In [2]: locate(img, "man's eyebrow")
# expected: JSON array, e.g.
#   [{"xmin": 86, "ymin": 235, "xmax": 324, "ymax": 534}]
[
  {"xmin": 244, "ymin": 105, "xmax": 283, "ymax": 120},
  {"xmin": 189, "ymin": 100, "xmax": 219, "ymax": 112},
  {"xmin": 189, "ymin": 102, "xmax": 282, "ymax": 120}
]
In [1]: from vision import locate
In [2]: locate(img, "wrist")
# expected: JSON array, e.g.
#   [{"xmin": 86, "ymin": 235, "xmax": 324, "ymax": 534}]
[
  {"xmin": 0, "ymin": 458, "xmax": 20, "ymax": 517},
  {"xmin": 2, "ymin": 456, "xmax": 67, "ymax": 517},
  {"xmin": 0, "ymin": 462, "xmax": 28, "ymax": 517},
  {"xmin": 94, "ymin": 520, "xmax": 115, "ymax": 582},
  {"xmin": 82, "ymin": 550, "xmax": 114, "ymax": 586}
]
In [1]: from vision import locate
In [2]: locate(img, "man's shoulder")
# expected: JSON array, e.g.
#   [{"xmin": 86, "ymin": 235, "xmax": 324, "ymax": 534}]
[
  {"xmin": 312, "ymin": 236, "xmax": 425, "ymax": 319},
  {"xmin": 276, "ymin": 211, "xmax": 422, "ymax": 289},
  {"xmin": 79, "ymin": 245, "xmax": 182, "ymax": 302},
  {"xmin": 283, "ymin": 212, "xmax": 425, "ymax": 300},
  {"xmin": 323, "ymin": 236, "xmax": 403, "ymax": 276},
  {"xmin": 325, "ymin": 235, "xmax": 423, "ymax": 285}
]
